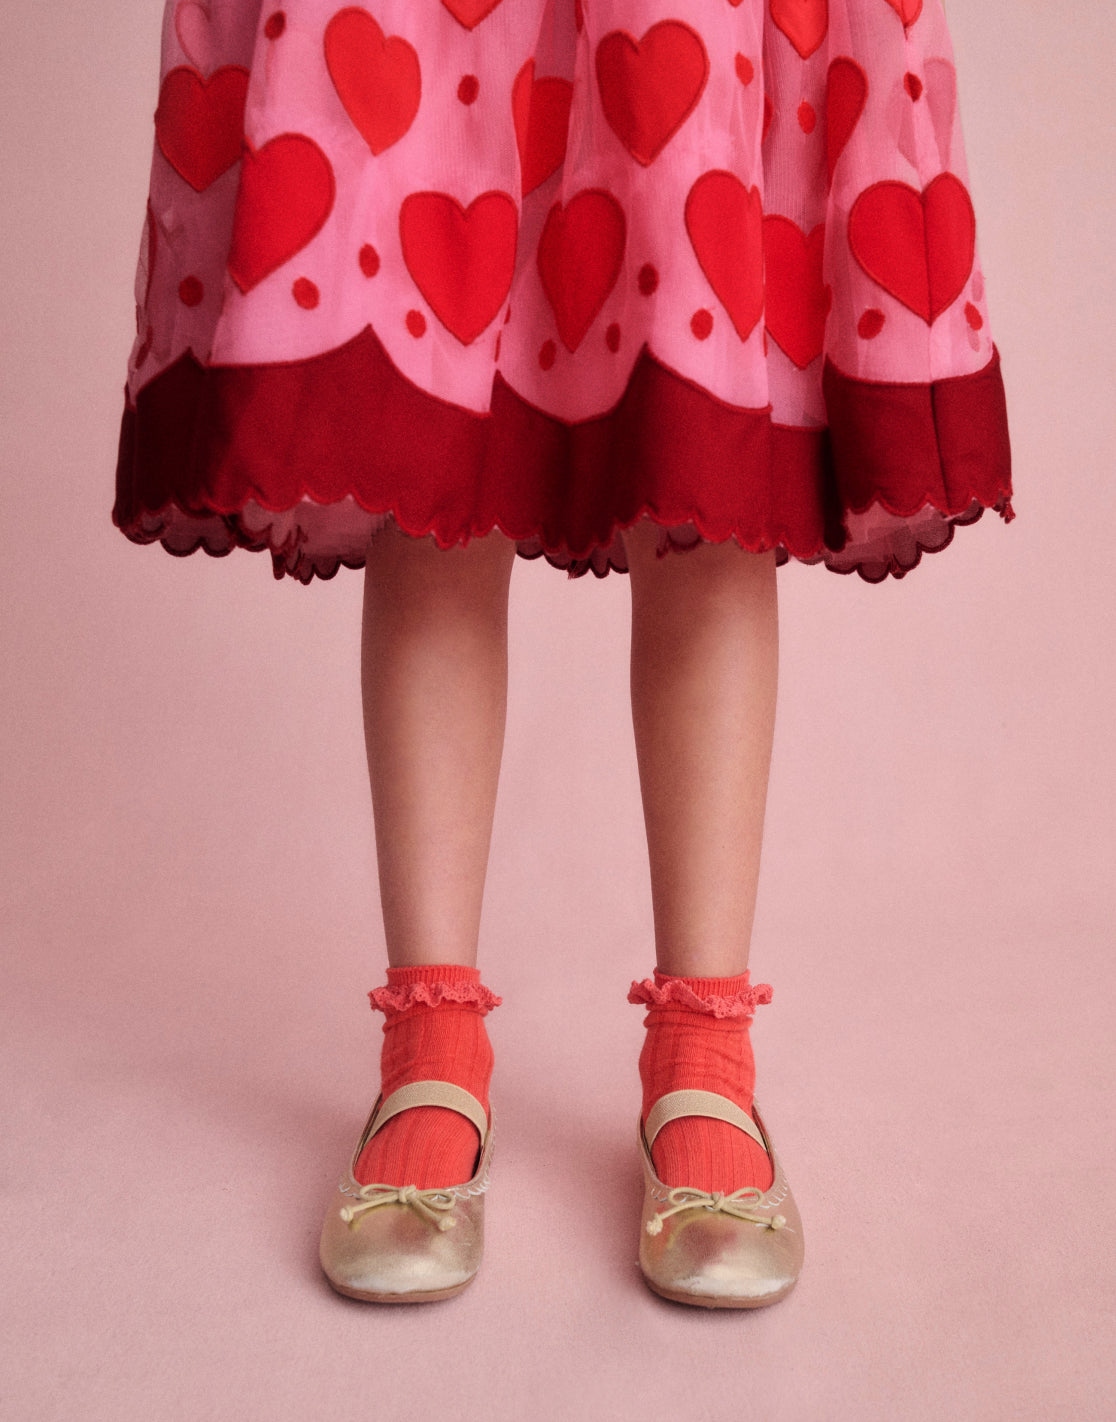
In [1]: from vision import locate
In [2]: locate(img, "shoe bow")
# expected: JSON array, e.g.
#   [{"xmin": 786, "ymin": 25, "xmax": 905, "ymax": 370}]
[
  {"xmin": 339, "ymin": 1182, "xmax": 459, "ymax": 1232},
  {"xmin": 646, "ymin": 1186, "xmax": 787, "ymax": 1236}
]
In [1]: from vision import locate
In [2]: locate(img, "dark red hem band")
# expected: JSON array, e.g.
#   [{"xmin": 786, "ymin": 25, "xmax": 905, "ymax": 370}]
[{"xmin": 114, "ymin": 325, "xmax": 1012, "ymax": 584}]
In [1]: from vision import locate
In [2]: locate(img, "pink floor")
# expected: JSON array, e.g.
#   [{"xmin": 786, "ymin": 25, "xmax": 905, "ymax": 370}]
[{"xmin": 3, "ymin": 5, "xmax": 1115, "ymax": 1419}]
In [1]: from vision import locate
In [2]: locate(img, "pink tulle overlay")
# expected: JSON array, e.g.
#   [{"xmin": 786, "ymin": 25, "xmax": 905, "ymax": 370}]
[
  {"xmin": 367, "ymin": 980, "xmax": 503, "ymax": 1017},
  {"xmin": 627, "ymin": 976, "xmax": 774, "ymax": 1020}
]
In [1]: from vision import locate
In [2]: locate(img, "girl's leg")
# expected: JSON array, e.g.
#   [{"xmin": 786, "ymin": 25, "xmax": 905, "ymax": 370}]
[
  {"xmin": 361, "ymin": 521, "xmax": 517, "ymax": 967},
  {"xmin": 626, "ymin": 522, "xmax": 777, "ymax": 974},
  {"xmin": 624, "ymin": 519, "xmax": 779, "ymax": 1192},
  {"xmin": 356, "ymin": 522, "xmax": 517, "ymax": 1189}
]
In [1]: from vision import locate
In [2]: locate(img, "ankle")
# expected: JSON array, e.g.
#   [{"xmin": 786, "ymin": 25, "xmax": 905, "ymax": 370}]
[
  {"xmin": 370, "ymin": 962, "xmax": 499, "ymax": 1014},
  {"xmin": 372, "ymin": 964, "xmax": 498, "ymax": 1102},
  {"xmin": 354, "ymin": 963, "xmax": 501, "ymax": 1190},
  {"xmin": 630, "ymin": 967, "xmax": 774, "ymax": 1194},
  {"xmin": 632, "ymin": 967, "xmax": 773, "ymax": 1015}
]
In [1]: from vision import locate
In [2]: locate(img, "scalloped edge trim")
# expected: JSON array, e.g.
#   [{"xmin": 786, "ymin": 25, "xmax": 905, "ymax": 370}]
[
  {"xmin": 114, "ymin": 334, "xmax": 1012, "ymax": 586},
  {"xmin": 114, "ymin": 488, "xmax": 1013, "ymax": 586},
  {"xmin": 627, "ymin": 978, "xmax": 774, "ymax": 1020},
  {"xmin": 367, "ymin": 981, "xmax": 503, "ymax": 1016}
]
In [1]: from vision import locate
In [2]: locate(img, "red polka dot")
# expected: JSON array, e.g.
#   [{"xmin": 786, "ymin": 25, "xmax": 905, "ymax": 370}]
[
  {"xmin": 735, "ymin": 54, "xmax": 754, "ymax": 86},
  {"xmin": 858, "ymin": 309, "xmax": 886, "ymax": 339},
  {"xmin": 638, "ymin": 263, "xmax": 659, "ymax": 296},
  {"xmin": 406, "ymin": 309, "xmax": 427, "ymax": 337},
  {"xmin": 903, "ymin": 72, "xmax": 923, "ymax": 101},
  {"xmin": 964, "ymin": 301, "xmax": 984, "ymax": 331},
  {"xmin": 358, "ymin": 244, "xmax": 380, "ymax": 278},
  {"xmin": 457, "ymin": 75, "xmax": 479, "ymax": 105},
  {"xmin": 797, "ymin": 101, "xmax": 816, "ymax": 134},
  {"xmin": 178, "ymin": 275, "xmax": 204, "ymax": 307},
  {"xmin": 292, "ymin": 277, "xmax": 319, "ymax": 309},
  {"xmin": 762, "ymin": 94, "xmax": 774, "ymax": 143},
  {"xmin": 691, "ymin": 309, "xmax": 714, "ymax": 340},
  {"xmin": 539, "ymin": 339, "xmax": 557, "ymax": 370},
  {"xmin": 264, "ymin": 11, "xmax": 286, "ymax": 40},
  {"xmin": 605, "ymin": 322, "xmax": 621, "ymax": 352}
]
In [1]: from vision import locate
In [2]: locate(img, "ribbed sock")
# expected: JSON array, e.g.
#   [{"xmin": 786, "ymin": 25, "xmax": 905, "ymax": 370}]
[
  {"xmin": 631, "ymin": 969, "xmax": 774, "ymax": 1194},
  {"xmin": 353, "ymin": 963, "xmax": 499, "ymax": 1191}
]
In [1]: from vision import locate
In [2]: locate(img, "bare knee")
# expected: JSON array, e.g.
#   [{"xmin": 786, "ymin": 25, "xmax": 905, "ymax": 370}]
[
  {"xmin": 364, "ymin": 521, "xmax": 517, "ymax": 615},
  {"xmin": 623, "ymin": 519, "xmax": 777, "ymax": 607}
]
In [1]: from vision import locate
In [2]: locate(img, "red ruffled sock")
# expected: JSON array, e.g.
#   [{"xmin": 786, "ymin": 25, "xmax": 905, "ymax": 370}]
[
  {"xmin": 353, "ymin": 963, "xmax": 500, "ymax": 1191},
  {"xmin": 629, "ymin": 968, "xmax": 774, "ymax": 1194}
]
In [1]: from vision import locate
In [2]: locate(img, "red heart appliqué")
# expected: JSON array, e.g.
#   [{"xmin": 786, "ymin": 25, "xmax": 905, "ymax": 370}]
[
  {"xmin": 512, "ymin": 60, "xmax": 572, "ymax": 196},
  {"xmin": 537, "ymin": 190, "xmax": 626, "ymax": 352},
  {"xmin": 763, "ymin": 217, "xmax": 830, "ymax": 368},
  {"xmin": 441, "ymin": 0, "xmax": 504, "ymax": 30},
  {"xmin": 848, "ymin": 174, "xmax": 975, "ymax": 323},
  {"xmin": 685, "ymin": 171, "xmax": 764, "ymax": 343},
  {"xmin": 884, "ymin": 0, "xmax": 922, "ymax": 26},
  {"xmin": 325, "ymin": 9, "xmax": 421, "ymax": 156},
  {"xmin": 155, "ymin": 65, "xmax": 249, "ymax": 192},
  {"xmin": 227, "ymin": 134, "xmax": 335, "ymax": 293},
  {"xmin": 826, "ymin": 58, "xmax": 867, "ymax": 187},
  {"xmin": 769, "ymin": 0, "xmax": 829, "ymax": 61},
  {"xmin": 400, "ymin": 191, "xmax": 518, "ymax": 345},
  {"xmin": 596, "ymin": 22, "xmax": 708, "ymax": 167}
]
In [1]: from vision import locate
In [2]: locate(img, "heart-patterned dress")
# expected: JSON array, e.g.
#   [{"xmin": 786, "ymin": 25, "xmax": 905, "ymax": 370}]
[{"xmin": 114, "ymin": 0, "xmax": 1012, "ymax": 583}]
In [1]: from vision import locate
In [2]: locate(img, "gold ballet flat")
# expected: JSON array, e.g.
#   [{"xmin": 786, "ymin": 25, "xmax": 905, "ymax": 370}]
[
  {"xmin": 319, "ymin": 1080, "xmax": 493, "ymax": 1303},
  {"xmin": 638, "ymin": 1090, "xmax": 804, "ymax": 1309}
]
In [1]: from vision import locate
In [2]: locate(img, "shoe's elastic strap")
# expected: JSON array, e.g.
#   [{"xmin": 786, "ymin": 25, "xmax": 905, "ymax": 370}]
[
  {"xmin": 644, "ymin": 1089, "xmax": 768, "ymax": 1153},
  {"xmin": 367, "ymin": 1079, "xmax": 488, "ymax": 1143}
]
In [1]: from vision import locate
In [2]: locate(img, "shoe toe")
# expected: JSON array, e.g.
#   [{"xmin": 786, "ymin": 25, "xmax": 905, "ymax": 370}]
[
  {"xmin": 320, "ymin": 1195, "xmax": 483, "ymax": 1302},
  {"xmin": 639, "ymin": 1203, "xmax": 803, "ymax": 1308}
]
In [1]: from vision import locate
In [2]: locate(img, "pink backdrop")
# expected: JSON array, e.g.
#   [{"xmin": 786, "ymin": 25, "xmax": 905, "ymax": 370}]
[{"xmin": 2, "ymin": 3, "xmax": 1113, "ymax": 1418}]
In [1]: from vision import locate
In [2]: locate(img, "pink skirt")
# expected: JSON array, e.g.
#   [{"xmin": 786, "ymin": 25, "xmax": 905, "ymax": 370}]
[{"xmin": 114, "ymin": 0, "xmax": 1013, "ymax": 584}]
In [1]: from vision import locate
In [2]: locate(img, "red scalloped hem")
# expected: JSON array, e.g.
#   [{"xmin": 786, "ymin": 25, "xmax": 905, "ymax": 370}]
[
  {"xmin": 627, "ymin": 977, "xmax": 774, "ymax": 1020},
  {"xmin": 367, "ymin": 981, "xmax": 503, "ymax": 1016},
  {"xmin": 112, "ymin": 490, "xmax": 1013, "ymax": 586},
  {"xmin": 114, "ymin": 329, "xmax": 1012, "ymax": 585}
]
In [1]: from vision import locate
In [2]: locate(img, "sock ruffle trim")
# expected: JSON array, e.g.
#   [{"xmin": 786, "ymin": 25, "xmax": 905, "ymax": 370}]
[
  {"xmin": 627, "ymin": 976, "xmax": 773, "ymax": 1020},
  {"xmin": 367, "ymin": 981, "xmax": 503, "ymax": 1016}
]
